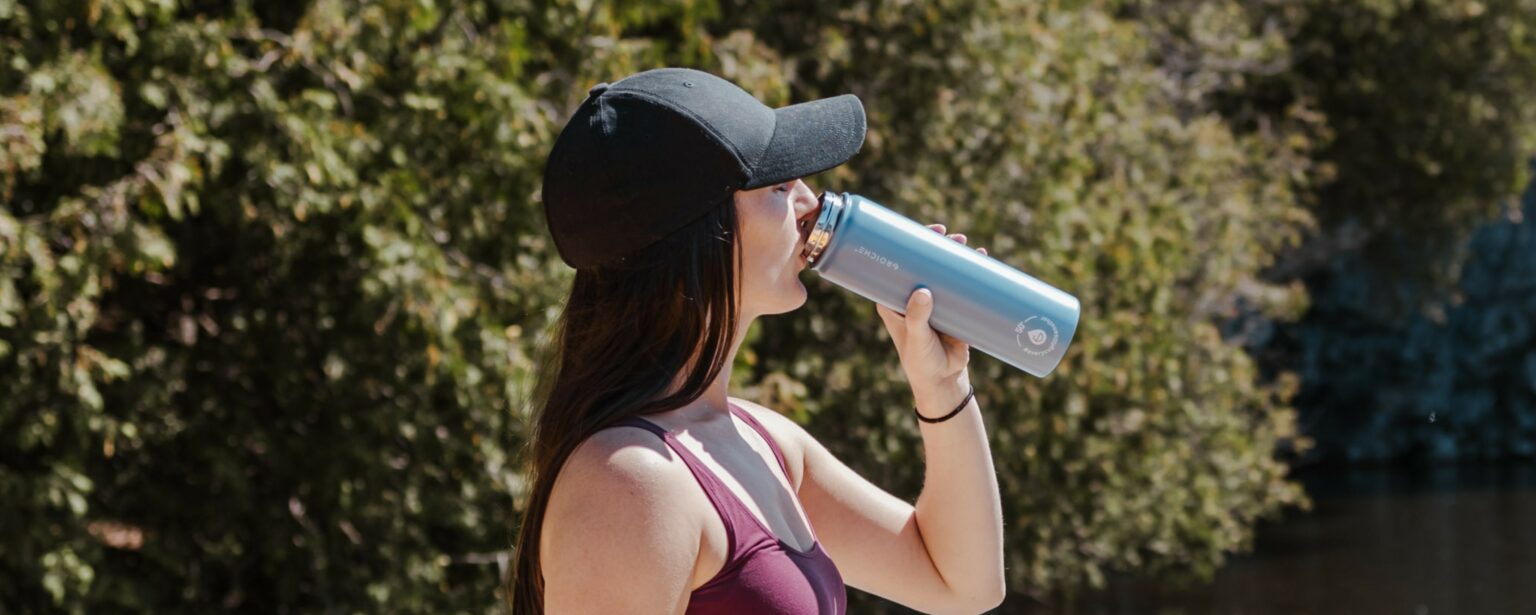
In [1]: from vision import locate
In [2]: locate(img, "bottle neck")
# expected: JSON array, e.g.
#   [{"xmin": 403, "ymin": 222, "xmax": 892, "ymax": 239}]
[{"xmin": 801, "ymin": 191, "xmax": 846, "ymax": 265}]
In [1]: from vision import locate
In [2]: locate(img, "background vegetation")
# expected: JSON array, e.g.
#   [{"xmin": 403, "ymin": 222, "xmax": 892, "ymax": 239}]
[{"xmin": 3, "ymin": 0, "xmax": 1533, "ymax": 612}]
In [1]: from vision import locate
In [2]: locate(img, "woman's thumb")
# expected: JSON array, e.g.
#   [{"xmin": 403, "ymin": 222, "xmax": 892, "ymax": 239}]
[{"xmin": 906, "ymin": 288, "xmax": 933, "ymax": 333}]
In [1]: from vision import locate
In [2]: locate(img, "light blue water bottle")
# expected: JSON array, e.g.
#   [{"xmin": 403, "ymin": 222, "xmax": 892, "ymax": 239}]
[{"xmin": 800, "ymin": 192, "xmax": 1080, "ymax": 377}]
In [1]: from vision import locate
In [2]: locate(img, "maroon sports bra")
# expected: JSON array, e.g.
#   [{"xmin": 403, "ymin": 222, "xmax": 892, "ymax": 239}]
[{"xmin": 613, "ymin": 403, "xmax": 846, "ymax": 614}]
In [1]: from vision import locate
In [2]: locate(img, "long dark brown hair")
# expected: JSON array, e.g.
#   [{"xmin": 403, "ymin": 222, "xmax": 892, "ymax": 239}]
[{"xmin": 507, "ymin": 197, "xmax": 742, "ymax": 613}]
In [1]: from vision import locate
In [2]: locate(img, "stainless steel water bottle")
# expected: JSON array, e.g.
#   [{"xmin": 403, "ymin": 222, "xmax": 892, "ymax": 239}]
[{"xmin": 800, "ymin": 192, "xmax": 1080, "ymax": 377}]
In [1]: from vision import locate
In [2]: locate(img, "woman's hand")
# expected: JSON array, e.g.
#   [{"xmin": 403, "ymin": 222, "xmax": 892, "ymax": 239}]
[{"xmin": 875, "ymin": 223, "xmax": 987, "ymax": 404}]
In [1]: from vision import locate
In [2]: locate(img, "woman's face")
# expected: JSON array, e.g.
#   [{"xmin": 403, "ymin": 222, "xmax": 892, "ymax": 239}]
[{"xmin": 733, "ymin": 178, "xmax": 821, "ymax": 319}]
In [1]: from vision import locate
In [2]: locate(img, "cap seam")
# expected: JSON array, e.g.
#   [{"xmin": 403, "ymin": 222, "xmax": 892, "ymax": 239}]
[
  {"xmin": 593, "ymin": 95, "xmax": 613, "ymax": 139},
  {"xmin": 602, "ymin": 90, "xmax": 754, "ymax": 183}
]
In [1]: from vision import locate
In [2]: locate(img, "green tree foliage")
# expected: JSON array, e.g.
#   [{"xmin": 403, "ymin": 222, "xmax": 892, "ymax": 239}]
[
  {"xmin": 1124, "ymin": 0, "xmax": 1536, "ymax": 466},
  {"xmin": 1293, "ymin": 0, "xmax": 1536, "ymax": 306},
  {"xmin": 2, "ymin": 0, "xmax": 572, "ymax": 610},
  {"xmin": 2, "ymin": 0, "xmax": 1528, "ymax": 612},
  {"xmin": 1186, "ymin": 0, "xmax": 1536, "ymax": 311}
]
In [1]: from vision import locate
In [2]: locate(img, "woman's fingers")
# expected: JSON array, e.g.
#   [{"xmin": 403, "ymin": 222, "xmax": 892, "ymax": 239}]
[
  {"xmin": 875, "ymin": 302, "xmax": 908, "ymax": 347},
  {"xmin": 904, "ymin": 288, "xmax": 934, "ymax": 337},
  {"xmin": 927, "ymin": 222, "xmax": 970, "ymax": 246},
  {"xmin": 921, "ymin": 221, "xmax": 983, "ymax": 252}
]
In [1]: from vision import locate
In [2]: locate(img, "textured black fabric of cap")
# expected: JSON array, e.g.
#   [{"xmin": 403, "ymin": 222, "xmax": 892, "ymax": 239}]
[{"xmin": 542, "ymin": 67, "xmax": 866, "ymax": 269}]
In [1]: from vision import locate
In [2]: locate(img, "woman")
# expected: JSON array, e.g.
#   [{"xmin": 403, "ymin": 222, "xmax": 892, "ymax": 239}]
[{"xmin": 511, "ymin": 68, "xmax": 1005, "ymax": 614}]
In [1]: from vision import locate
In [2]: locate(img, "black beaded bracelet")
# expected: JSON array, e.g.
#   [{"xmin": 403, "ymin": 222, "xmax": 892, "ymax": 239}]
[{"xmin": 913, "ymin": 385, "xmax": 976, "ymax": 424}]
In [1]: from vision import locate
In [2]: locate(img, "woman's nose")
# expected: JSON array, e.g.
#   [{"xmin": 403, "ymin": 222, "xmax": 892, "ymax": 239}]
[{"xmin": 795, "ymin": 193, "xmax": 819, "ymax": 221}]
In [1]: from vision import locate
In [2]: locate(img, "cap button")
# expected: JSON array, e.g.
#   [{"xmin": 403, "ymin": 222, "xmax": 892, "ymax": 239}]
[{"xmin": 588, "ymin": 82, "xmax": 610, "ymax": 96}]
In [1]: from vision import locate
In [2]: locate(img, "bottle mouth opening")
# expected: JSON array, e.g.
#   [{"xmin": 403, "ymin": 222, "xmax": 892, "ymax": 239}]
[{"xmin": 800, "ymin": 191, "xmax": 845, "ymax": 265}]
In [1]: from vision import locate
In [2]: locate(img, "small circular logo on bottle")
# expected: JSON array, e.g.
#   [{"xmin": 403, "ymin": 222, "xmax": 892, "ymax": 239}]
[{"xmin": 1015, "ymin": 316, "xmax": 1060, "ymax": 357}]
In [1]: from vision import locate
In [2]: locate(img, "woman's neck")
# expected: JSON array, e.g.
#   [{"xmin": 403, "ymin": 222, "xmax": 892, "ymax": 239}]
[{"xmin": 656, "ymin": 313, "xmax": 754, "ymax": 423}]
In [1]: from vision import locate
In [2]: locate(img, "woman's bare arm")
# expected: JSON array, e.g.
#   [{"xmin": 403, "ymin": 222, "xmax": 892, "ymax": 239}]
[{"xmin": 541, "ymin": 428, "xmax": 702, "ymax": 614}]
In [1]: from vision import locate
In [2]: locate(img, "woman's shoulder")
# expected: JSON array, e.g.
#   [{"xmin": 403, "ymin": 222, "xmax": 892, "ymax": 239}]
[
  {"xmin": 541, "ymin": 424, "xmax": 709, "ymax": 608},
  {"xmin": 544, "ymin": 422, "xmax": 705, "ymax": 550},
  {"xmin": 728, "ymin": 396, "xmax": 812, "ymax": 445},
  {"xmin": 561, "ymin": 421, "xmax": 691, "ymax": 489}
]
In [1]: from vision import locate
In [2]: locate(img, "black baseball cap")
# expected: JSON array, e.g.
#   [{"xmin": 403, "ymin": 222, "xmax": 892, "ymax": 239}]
[{"xmin": 541, "ymin": 67, "xmax": 867, "ymax": 269}]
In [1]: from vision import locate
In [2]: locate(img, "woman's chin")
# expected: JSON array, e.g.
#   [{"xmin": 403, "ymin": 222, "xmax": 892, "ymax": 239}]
[
  {"xmin": 788, "ymin": 274, "xmax": 809, "ymax": 299},
  {"xmin": 765, "ymin": 277, "xmax": 809, "ymax": 315}
]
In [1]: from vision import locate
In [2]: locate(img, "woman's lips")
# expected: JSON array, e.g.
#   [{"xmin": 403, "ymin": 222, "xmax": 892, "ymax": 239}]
[
  {"xmin": 796, "ymin": 207, "xmax": 817, "ymax": 248},
  {"xmin": 794, "ymin": 200, "xmax": 820, "ymax": 265}
]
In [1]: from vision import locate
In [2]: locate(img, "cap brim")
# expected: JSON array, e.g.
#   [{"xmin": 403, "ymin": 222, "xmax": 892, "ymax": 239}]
[{"xmin": 745, "ymin": 94, "xmax": 866, "ymax": 189}]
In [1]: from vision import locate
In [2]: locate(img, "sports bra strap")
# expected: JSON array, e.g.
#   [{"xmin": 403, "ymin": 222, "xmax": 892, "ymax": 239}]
[{"xmin": 726, "ymin": 403, "xmax": 793, "ymax": 482}]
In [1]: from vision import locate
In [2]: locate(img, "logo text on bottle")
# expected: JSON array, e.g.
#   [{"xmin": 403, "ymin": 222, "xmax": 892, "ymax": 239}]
[{"xmin": 853, "ymin": 245, "xmax": 900, "ymax": 271}]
